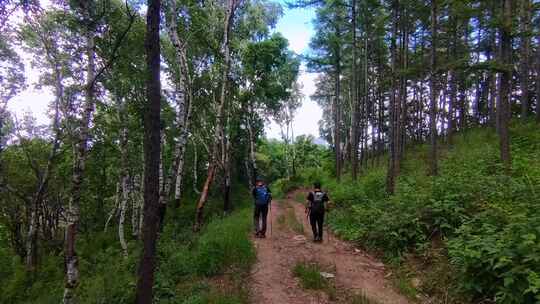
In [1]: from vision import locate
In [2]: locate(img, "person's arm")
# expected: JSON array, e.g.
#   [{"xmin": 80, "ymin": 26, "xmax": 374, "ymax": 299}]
[
  {"xmin": 267, "ymin": 186, "xmax": 272, "ymax": 204},
  {"xmin": 323, "ymin": 193, "xmax": 330, "ymax": 211},
  {"xmin": 306, "ymin": 192, "xmax": 313, "ymax": 213}
]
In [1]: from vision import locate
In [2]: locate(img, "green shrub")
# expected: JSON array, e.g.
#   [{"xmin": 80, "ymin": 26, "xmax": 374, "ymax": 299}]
[
  {"xmin": 195, "ymin": 209, "xmax": 255, "ymax": 276},
  {"xmin": 320, "ymin": 123, "xmax": 540, "ymax": 302}
]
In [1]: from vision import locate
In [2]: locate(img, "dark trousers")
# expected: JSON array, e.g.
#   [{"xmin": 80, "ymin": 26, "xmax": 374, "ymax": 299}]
[
  {"xmin": 254, "ymin": 204, "xmax": 269, "ymax": 234},
  {"xmin": 309, "ymin": 211, "xmax": 325, "ymax": 239}
]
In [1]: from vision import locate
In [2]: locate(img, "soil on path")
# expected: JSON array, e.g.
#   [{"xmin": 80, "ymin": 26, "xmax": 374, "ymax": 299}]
[{"xmin": 249, "ymin": 190, "xmax": 410, "ymax": 304}]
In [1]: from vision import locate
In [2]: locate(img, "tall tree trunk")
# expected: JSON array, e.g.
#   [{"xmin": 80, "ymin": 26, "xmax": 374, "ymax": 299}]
[
  {"xmin": 222, "ymin": 116, "xmax": 232, "ymax": 213},
  {"xmin": 537, "ymin": 32, "xmax": 540, "ymax": 123},
  {"xmin": 118, "ymin": 98, "xmax": 129, "ymax": 258},
  {"xmin": 25, "ymin": 65, "xmax": 63, "ymax": 271},
  {"xmin": 105, "ymin": 181, "xmax": 121, "ymax": 233},
  {"xmin": 447, "ymin": 13, "xmax": 457, "ymax": 143},
  {"xmin": 131, "ymin": 174, "xmax": 141, "ymax": 238},
  {"xmin": 246, "ymin": 106, "xmax": 258, "ymax": 188},
  {"xmin": 158, "ymin": 130, "xmax": 166, "ymax": 228},
  {"xmin": 498, "ymin": 0, "xmax": 512, "ymax": 173},
  {"xmin": 194, "ymin": 0, "xmax": 237, "ymax": 230},
  {"xmin": 488, "ymin": 29, "xmax": 497, "ymax": 127},
  {"xmin": 386, "ymin": 0, "xmax": 400, "ymax": 193},
  {"xmin": 428, "ymin": 0, "xmax": 438, "ymax": 176},
  {"xmin": 172, "ymin": 96, "xmax": 192, "ymax": 207},
  {"xmin": 350, "ymin": 0, "xmax": 359, "ymax": 180},
  {"xmin": 334, "ymin": 30, "xmax": 342, "ymax": 181},
  {"xmin": 399, "ymin": 14, "xmax": 408, "ymax": 160},
  {"xmin": 459, "ymin": 22, "xmax": 469, "ymax": 131},
  {"xmin": 520, "ymin": 0, "xmax": 532, "ymax": 119},
  {"xmin": 134, "ymin": 0, "xmax": 161, "ymax": 302},
  {"xmin": 165, "ymin": 0, "xmax": 193, "ymax": 208},
  {"xmin": 118, "ymin": 176, "xmax": 129, "ymax": 257},
  {"xmin": 63, "ymin": 31, "xmax": 95, "ymax": 304}
]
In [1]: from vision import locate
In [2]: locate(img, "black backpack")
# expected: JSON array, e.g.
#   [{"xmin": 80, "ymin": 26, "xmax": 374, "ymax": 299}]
[{"xmin": 311, "ymin": 191, "xmax": 325, "ymax": 213}]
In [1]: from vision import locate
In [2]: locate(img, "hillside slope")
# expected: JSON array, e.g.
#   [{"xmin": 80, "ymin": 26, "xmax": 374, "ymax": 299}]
[{"xmin": 293, "ymin": 123, "xmax": 540, "ymax": 303}]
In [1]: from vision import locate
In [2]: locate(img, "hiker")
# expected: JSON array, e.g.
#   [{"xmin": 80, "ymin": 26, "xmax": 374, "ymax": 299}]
[
  {"xmin": 306, "ymin": 182, "xmax": 329, "ymax": 242},
  {"xmin": 252, "ymin": 178, "xmax": 272, "ymax": 238}
]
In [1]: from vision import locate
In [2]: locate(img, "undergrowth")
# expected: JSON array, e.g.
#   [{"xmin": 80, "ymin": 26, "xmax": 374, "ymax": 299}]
[
  {"xmin": 0, "ymin": 190, "xmax": 255, "ymax": 304},
  {"xmin": 293, "ymin": 261, "xmax": 336, "ymax": 300},
  {"xmin": 293, "ymin": 122, "xmax": 540, "ymax": 303}
]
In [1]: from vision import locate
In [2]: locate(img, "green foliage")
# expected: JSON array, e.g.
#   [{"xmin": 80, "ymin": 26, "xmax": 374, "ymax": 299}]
[
  {"xmin": 0, "ymin": 191, "xmax": 255, "ymax": 304},
  {"xmin": 270, "ymin": 175, "xmax": 303, "ymax": 199},
  {"xmin": 320, "ymin": 123, "xmax": 540, "ymax": 302},
  {"xmin": 194, "ymin": 209, "xmax": 256, "ymax": 276},
  {"xmin": 293, "ymin": 262, "xmax": 328, "ymax": 290}
]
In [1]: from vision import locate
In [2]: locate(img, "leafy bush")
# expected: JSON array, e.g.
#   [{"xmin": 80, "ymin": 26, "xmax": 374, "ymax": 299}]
[
  {"xmin": 321, "ymin": 123, "xmax": 540, "ymax": 302},
  {"xmin": 0, "ymin": 190, "xmax": 255, "ymax": 304},
  {"xmin": 195, "ymin": 209, "xmax": 255, "ymax": 276}
]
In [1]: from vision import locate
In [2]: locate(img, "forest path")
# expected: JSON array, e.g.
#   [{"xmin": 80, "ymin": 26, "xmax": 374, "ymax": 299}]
[{"xmin": 249, "ymin": 190, "xmax": 410, "ymax": 304}]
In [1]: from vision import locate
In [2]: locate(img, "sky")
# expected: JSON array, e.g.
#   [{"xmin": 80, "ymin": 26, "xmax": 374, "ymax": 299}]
[
  {"xmin": 266, "ymin": 3, "xmax": 320, "ymax": 139},
  {"xmin": 7, "ymin": 2, "xmax": 321, "ymax": 139}
]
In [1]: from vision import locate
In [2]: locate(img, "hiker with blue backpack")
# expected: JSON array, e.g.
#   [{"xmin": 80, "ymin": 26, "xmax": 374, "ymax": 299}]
[
  {"xmin": 306, "ymin": 182, "xmax": 329, "ymax": 242},
  {"xmin": 253, "ymin": 178, "xmax": 272, "ymax": 238}
]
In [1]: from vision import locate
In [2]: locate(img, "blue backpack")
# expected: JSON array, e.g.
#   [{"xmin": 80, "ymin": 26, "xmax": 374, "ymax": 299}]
[{"xmin": 255, "ymin": 186, "xmax": 270, "ymax": 205}]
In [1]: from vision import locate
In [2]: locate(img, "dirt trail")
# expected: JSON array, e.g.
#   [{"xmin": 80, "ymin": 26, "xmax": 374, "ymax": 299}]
[{"xmin": 250, "ymin": 190, "xmax": 410, "ymax": 304}]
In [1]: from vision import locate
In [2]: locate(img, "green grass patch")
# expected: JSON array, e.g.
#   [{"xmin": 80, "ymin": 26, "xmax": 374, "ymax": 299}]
[
  {"xmin": 293, "ymin": 261, "xmax": 332, "ymax": 291},
  {"xmin": 292, "ymin": 261, "xmax": 382, "ymax": 303},
  {"xmin": 294, "ymin": 192, "xmax": 306, "ymax": 203},
  {"xmin": 282, "ymin": 201, "xmax": 304, "ymax": 234}
]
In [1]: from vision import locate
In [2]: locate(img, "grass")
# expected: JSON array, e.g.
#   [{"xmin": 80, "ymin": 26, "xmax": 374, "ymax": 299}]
[
  {"xmin": 293, "ymin": 261, "xmax": 381, "ymax": 304},
  {"xmin": 304, "ymin": 122, "xmax": 540, "ymax": 303},
  {"xmin": 350, "ymin": 293, "xmax": 380, "ymax": 304},
  {"xmin": 294, "ymin": 192, "xmax": 306, "ymax": 203},
  {"xmin": 282, "ymin": 201, "xmax": 304, "ymax": 234},
  {"xmin": 293, "ymin": 261, "xmax": 334, "ymax": 294},
  {"xmin": 0, "ymin": 188, "xmax": 256, "ymax": 304},
  {"xmin": 391, "ymin": 264, "xmax": 419, "ymax": 301}
]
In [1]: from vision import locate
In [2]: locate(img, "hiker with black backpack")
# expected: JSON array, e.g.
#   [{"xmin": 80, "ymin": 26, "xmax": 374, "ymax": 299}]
[
  {"xmin": 306, "ymin": 182, "xmax": 329, "ymax": 242},
  {"xmin": 253, "ymin": 178, "xmax": 272, "ymax": 238}
]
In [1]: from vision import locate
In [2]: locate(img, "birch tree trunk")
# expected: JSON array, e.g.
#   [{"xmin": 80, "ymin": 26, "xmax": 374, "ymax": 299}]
[
  {"xmin": 134, "ymin": 0, "xmax": 161, "ymax": 302},
  {"xmin": 104, "ymin": 181, "xmax": 121, "ymax": 232},
  {"xmin": 117, "ymin": 98, "xmax": 129, "ymax": 258},
  {"xmin": 194, "ymin": 0, "xmax": 238, "ymax": 231},
  {"xmin": 63, "ymin": 30, "xmax": 95, "ymax": 304},
  {"xmin": 118, "ymin": 176, "xmax": 129, "ymax": 257},
  {"xmin": 131, "ymin": 174, "xmax": 141, "ymax": 238},
  {"xmin": 25, "ymin": 64, "xmax": 63, "ymax": 271},
  {"xmin": 223, "ymin": 116, "xmax": 232, "ymax": 213},
  {"xmin": 165, "ymin": 0, "xmax": 193, "ymax": 208}
]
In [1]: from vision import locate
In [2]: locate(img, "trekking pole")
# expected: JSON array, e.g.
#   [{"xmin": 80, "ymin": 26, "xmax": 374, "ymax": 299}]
[{"xmin": 269, "ymin": 203, "xmax": 272, "ymax": 237}]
